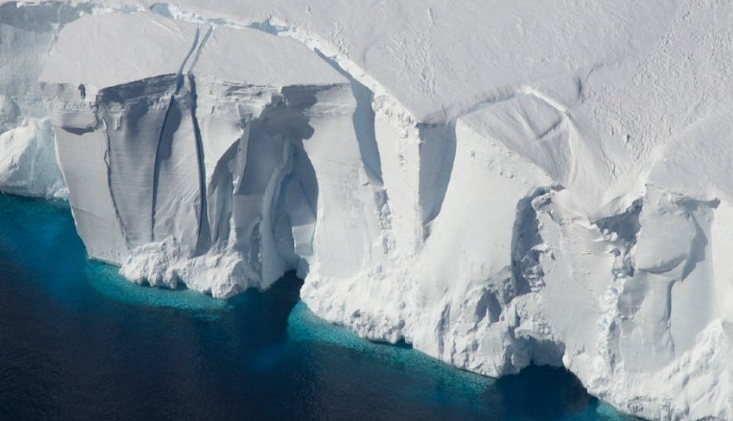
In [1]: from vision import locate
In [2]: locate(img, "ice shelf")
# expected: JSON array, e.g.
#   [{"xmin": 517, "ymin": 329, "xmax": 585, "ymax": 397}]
[{"xmin": 1, "ymin": 2, "xmax": 732, "ymax": 420}]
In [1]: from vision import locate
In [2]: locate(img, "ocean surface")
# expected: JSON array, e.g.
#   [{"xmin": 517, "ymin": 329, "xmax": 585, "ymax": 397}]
[{"xmin": 0, "ymin": 194, "xmax": 638, "ymax": 421}]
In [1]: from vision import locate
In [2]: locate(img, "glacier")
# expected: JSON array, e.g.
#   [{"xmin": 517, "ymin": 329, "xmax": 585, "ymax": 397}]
[{"xmin": 1, "ymin": 1, "xmax": 733, "ymax": 420}]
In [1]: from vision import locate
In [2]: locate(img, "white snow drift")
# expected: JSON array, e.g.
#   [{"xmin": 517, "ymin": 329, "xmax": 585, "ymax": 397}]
[{"xmin": 1, "ymin": 1, "xmax": 733, "ymax": 420}]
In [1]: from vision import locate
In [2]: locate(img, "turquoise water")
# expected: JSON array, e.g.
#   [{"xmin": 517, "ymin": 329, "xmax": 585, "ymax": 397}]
[{"xmin": 0, "ymin": 194, "xmax": 638, "ymax": 421}]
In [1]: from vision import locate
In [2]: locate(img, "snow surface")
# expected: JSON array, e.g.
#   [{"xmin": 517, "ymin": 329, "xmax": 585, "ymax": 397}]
[{"xmin": 2, "ymin": 1, "xmax": 733, "ymax": 420}]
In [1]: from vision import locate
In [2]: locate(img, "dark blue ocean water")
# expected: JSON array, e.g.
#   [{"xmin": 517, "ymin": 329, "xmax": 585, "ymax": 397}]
[{"xmin": 0, "ymin": 194, "xmax": 638, "ymax": 421}]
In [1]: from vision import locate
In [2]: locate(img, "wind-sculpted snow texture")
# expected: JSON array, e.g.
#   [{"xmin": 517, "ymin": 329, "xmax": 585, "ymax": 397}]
[{"xmin": 2, "ymin": 1, "xmax": 733, "ymax": 420}]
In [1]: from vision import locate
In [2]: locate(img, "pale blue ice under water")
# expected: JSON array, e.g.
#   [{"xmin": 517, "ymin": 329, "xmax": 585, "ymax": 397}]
[{"xmin": 0, "ymin": 194, "xmax": 639, "ymax": 421}]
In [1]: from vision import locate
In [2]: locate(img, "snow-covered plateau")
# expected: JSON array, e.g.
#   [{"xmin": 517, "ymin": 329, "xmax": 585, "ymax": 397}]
[{"xmin": 1, "ymin": 1, "xmax": 732, "ymax": 419}]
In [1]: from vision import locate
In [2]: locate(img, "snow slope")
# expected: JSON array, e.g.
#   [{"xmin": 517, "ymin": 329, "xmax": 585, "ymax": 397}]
[{"xmin": 2, "ymin": 1, "xmax": 733, "ymax": 420}]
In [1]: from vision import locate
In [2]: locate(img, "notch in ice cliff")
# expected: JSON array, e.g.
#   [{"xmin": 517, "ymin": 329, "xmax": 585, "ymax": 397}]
[{"xmin": 2, "ymin": 2, "xmax": 733, "ymax": 421}]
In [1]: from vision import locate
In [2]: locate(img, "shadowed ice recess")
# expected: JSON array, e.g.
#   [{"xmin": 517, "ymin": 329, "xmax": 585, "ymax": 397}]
[{"xmin": 0, "ymin": 194, "xmax": 636, "ymax": 421}]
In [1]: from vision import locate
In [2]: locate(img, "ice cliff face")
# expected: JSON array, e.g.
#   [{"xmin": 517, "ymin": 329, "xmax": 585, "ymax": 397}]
[
  {"xmin": 2, "ymin": 2, "xmax": 733, "ymax": 420},
  {"xmin": 39, "ymin": 12, "xmax": 355, "ymax": 296},
  {"xmin": 0, "ymin": 2, "xmax": 80, "ymax": 198}
]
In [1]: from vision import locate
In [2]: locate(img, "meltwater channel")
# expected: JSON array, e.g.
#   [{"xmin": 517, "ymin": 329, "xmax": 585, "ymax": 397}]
[{"xmin": 0, "ymin": 194, "xmax": 636, "ymax": 421}]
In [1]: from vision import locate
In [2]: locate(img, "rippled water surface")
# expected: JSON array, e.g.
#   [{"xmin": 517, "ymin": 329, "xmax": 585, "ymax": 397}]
[{"xmin": 0, "ymin": 194, "xmax": 638, "ymax": 421}]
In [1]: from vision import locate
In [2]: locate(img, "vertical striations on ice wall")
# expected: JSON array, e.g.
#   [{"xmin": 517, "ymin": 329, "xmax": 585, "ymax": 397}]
[{"xmin": 0, "ymin": 2, "xmax": 731, "ymax": 420}]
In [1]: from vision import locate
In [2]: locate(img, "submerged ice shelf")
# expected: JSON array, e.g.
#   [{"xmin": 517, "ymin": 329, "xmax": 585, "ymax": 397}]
[
  {"xmin": 1, "ymin": 1, "xmax": 733, "ymax": 420},
  {"xmin": 0, "ymin": 193, "xmax": 640, "ymax": 421}
]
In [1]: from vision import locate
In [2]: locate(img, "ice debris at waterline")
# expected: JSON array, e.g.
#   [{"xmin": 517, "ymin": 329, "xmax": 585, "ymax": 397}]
[
  {"xmin": 0, "ymin": 194, "xmax": 637, "ymax": 421},
  {"xmin": 1, "ymin": 1, "xmax": 732, "ymax": 419}
]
